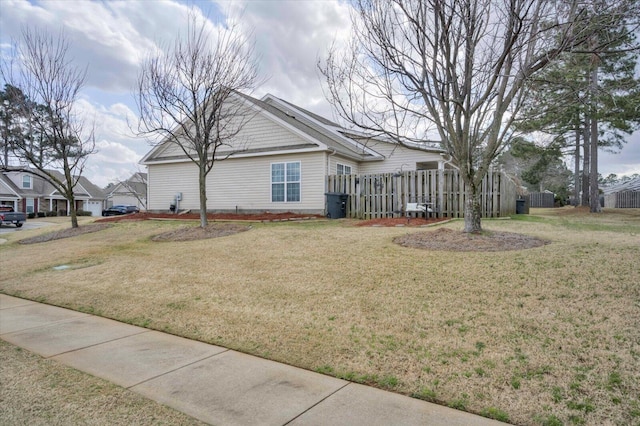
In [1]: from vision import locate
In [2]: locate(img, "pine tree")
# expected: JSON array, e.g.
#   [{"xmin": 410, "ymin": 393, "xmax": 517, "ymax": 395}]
[{"xmin": 517, "ymin": 12, "xmax": 640, "ymax": 211}]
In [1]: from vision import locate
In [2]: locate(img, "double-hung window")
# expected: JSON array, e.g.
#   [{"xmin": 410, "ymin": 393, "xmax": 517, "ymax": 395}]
[
  {"xmin": 336, "ymin": 163, "xmax": 352, "ymax": 175},
  {"xmin": 271, "ymin": 162, "xmax": 300, "ymax": 202},
  {"xmin": 22, "ymin": 175, "xmax": 32, "ymax": 189}
]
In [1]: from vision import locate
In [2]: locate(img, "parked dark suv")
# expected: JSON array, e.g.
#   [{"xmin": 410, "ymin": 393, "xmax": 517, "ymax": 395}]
[{"xmin": 101, "ymin": 205, "xmax": 140, "ymax": 216}]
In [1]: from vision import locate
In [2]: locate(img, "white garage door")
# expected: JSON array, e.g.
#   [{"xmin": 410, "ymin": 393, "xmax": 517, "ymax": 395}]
[{"xmin": 86, "ymin": 201, "xmax": 102, "ymax": 217}]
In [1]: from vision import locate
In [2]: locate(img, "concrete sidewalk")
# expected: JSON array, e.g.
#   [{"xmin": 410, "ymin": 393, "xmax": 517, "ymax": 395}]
[{"xmin": 1, "ymin": 294, "xmax": 506, "ymax": 425}]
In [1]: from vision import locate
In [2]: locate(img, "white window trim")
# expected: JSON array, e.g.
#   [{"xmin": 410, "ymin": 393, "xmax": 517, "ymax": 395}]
[
  {"xmin": 336, "ymin": 163, "xmax": 352, "ymax": 175},
  {"xmin": 25, "ymin": 198, "xmax": 35, "ymax": 213},
  {"xmin": 271, "ymin": 161, "xmax": 302, "ymax": 203},
  {"xmin": 22, "ymin": 174, "xmax": 32, "ymax": 189}
]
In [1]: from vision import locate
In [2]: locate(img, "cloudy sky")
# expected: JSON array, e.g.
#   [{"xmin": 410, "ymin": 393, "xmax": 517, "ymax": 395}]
[{"xmin": 1, "ymin": 0, "xmax": 638, "ymax": 188}]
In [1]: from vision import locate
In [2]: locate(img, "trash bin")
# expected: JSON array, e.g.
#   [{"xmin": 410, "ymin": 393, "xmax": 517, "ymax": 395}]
[
  {"xmin": 516, "ymin": 198, "xmax": 529, "ymax": 214},
  {"xmin": 325, "ymin": 192, "xmax": 349, "ymax": 219}
]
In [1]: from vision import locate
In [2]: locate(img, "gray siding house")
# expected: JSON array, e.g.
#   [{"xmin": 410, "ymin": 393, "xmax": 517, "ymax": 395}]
[
  {"xmin": 0, "ymin": 168, "xmax": 105, "ymax": 216},
  {"xmin": 140, "ymin": 93, "xmax": 447, "ymax": 214},
  {"xmin": 105, "ymin": 172, "xmax": 147, "ymax": 210}
]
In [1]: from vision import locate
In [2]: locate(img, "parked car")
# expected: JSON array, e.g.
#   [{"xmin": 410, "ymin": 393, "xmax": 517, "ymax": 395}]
[
  {"xmin": 101, "ymin": 205, "xmax": 140, "ymax": 216},
  {"xmin": 0, "ymin": 206, "xmax": 27, "ymax": 227}
]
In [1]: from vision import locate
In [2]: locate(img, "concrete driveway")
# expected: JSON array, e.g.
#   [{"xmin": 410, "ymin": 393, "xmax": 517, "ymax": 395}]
[{"xmin": 0, "ymin": 219, "xmax": 54, "ymax": 235}]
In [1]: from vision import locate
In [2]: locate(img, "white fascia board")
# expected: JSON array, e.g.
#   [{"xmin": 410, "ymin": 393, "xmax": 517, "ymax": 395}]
[
  {"xmin": 74, "ymin": 182, "xmax": 90, "ymax": 197},
  {"xmin": 140, "ymin": 157, "xmax": 186, "ymax": 166},
  {"xmin": 338, "ymin": 126, "xmax": 444, "ymax": 153},
  {"xmin": 217, "ymin": 146, "xmax": 324, "ymax": 159},
  {"xmin": 139, "ymin": 141, "xmax": 175, "ymax": 165},
  {"xmin": 261, "ymin": 95, "xmax": 384, "ymax": 159},
  {"xmin": 0, "ymin": 180, "xmax": 21, "ymax": 198},
  {"xmin": 143, "ymin": 147, "xmax": 326, "ymax": 165},
  {"xmin": 108, "ymin": 182, "xmax": 125, "ymax": 195},
  {"xmin": 139, "ymin": 149, "xmax": 156, "ymax": 165}
]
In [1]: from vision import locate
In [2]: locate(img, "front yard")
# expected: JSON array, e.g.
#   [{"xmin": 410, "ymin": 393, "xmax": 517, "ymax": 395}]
[{"xmin": 1, "ymin": 208, "xmax": 638, "ymax": 425}]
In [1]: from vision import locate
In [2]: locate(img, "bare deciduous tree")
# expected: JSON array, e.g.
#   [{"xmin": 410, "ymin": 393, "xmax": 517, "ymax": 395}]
[
  {"xmin": 320, "ymin": 0, "xmax": 638, "ymax": 232},
  {"xmin": 2, "ymin": 28, "xmax": 96, "ymax": 228},
  {"xmin": 111, "ymin": 170, "xmax": 147, "ymax": 210},
  {"xmin": 136, "ymin": 12, "xmax": 262, "ymax": 228}
]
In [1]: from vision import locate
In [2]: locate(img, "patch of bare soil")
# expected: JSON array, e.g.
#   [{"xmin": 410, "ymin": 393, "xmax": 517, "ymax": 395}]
[
  {"xmin": 355, "ymin": 217, "xmax": 449, "ymax": 227},
  {"xmin": 18, "ymin": 224, "xmax": 113, "ymax": 245},
  {"xmin": 151, "ymin": 223, "xmax": 251, "ymax": 242},
  {"xmin": 97, "ymin": 211, "xmax": 323, "ymax": 223},
  {"xmin": 394, "ymin": 227, "xmax": 550, "ymax": 251}
]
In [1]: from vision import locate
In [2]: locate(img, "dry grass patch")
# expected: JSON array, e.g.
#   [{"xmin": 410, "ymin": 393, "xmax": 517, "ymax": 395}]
[
  {"xmin": 0, "ymin": 341, "xmax": 205, "ymax": 425},
  {"xmin": 1, "ymin": 210, "xmax": 639, "ymax": 425}
]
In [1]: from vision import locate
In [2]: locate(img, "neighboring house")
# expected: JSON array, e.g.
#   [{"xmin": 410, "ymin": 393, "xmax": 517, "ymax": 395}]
[
  {"xmin": 0, "ymin": 167, "xmax": 106, "ymax": 216},
  {"xmin": 602, "ymin": 177, "xmax": 640, "ymax": 208},
  {"xmin": 105, "ymin": 172, "xmax": 147, "ymax": 210},
  {"xmin": 141, "ymin": 92, "xmax": 450, "ymax": 214}
]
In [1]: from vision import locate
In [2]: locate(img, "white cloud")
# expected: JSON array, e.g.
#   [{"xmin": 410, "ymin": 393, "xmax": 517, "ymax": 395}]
[
  {"xmin": 599, "ymin": 131, "xmax": 640, "ymax": 177},
  {"xmin": 230, "ymin": 0, "xmax": 352, "ymax": 112},
  {"xmin": 71, "ymin": 98, "xmax": 147, "ymax": 188},
  {"xmin": 1, "ymin": 0, "xmax": 635, "ymax": 185}
]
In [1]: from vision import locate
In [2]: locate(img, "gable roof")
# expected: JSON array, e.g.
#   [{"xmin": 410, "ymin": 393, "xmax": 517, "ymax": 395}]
[
  {"xmin": 1, "ymin": 167, "xmax": 105, "ymax": 200},
  {"xmin": 602, "ymin": 176, "xmax": 640, "ymax": 194},
  {"xmin": 107, "ymin": 172, "xmax": 147, "ymax": 197},
  {"xmin": 141, "ymin": 92, "xmax": 443, "ymax": 165},
  {"xmin": 0, "ymin": 173, "xmax": 21, "ymax": 198},
  {"xmin": 258, "ymin": 94, "xmax": 384, "ymax": 161}
]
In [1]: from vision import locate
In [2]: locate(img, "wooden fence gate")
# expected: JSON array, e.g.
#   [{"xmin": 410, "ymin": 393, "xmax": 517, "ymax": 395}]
[
  {"xmin": 326, "ymin": 170, "xmax": 517, "ymax": 219},
  {"xmin": 529, "ymin": 192, "xmax": 555, "ymax": 208}
]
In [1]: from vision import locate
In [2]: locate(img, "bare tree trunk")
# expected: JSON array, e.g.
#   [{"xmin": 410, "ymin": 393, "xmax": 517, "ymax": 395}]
[
  {"xmin": 581, "ymin": 123, "xmax": 590, "ymax": 206},
  {"xmin": 63, "ymin": 161, "xmax": 79, "ymax": 228},
  {"xmin": 589, "ymin": 119, "xmax": 601, "ymax": 213},
  {"xmin": 199, "ymin": 164, "xmax": 208, "ymax": 228},
  {"xmin": 589, "ymin": 64, "xmax": 601, "ymax": 213},
  {"xmin": 573, "ymin": 127, "xmax": 581, "ymax": 206},
  {"xmin": 136, "ymin": 12, "xmax": 260, "ymax": 228},
  {"xmin": 463, "ymin": 185, "xmax": 482, "ymax": 233},
  {"xmin": 3, "ymin": 28, "xmax": 94, "ymax": 229},
  {"xmin": 69, "ymin": 200, "xmax": 78, "ymax": 228}
]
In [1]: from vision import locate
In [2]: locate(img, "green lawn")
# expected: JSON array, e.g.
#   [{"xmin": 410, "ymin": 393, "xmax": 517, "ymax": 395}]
[{"xmin": 1, "ymin": 208, "xmax": 639, "ymax": 425}]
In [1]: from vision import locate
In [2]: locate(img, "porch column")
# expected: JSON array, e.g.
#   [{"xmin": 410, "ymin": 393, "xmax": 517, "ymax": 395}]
[
  {"xmin": 67, "ymin": 200, "xmax": 70, "ymax": 216},
  {"xmin": 49, "ymin": 198, "xmax": 53, "ymax": 212}
]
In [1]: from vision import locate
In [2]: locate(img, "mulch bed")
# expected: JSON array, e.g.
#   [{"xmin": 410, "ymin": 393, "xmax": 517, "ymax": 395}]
[
  {"xmin": 151, "ymin": 223, "xmax": 251, "ymax": 242},
  {"xmin": 18, "ymin": 224, "xmax": 113, "ymax": 245},
  {"xmin": 96, "ymin": 212, "xmax": 324, "ymax": 223},
  {"xmin": 394, "ymin": 227, "xmax": 550, "ymax": 251},
  {"xmin": 18, "ymin": 214, "xmax": 548, "ymax": 250},
  {"xmin": 354, "ymin": 217, "xmax": 449, "ymax": 227}
]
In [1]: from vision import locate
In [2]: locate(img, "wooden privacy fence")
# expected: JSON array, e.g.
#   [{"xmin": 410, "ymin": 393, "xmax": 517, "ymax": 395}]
[
  {"xmin": 529, "ymin": 192, "xmax": 555, "ymax": 208},
  {"xmin": 326, "ymin": 170, "xmax": 517, "ymax": 219},
  {"xmin": 604, "ymin": 191, "xmax": 640, "ymax": 208}
]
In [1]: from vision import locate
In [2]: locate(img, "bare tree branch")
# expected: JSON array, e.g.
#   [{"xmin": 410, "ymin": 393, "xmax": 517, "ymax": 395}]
[
  {"xmin": 320, "ymin": 0, "xmax": 639, "ymax": 232},
  {"xmin": 136, "ymin": 10, "xmax": 262, "ymax": 227},
  {"xmin": 1, "ymin": 27, "xmax": 96, "ymax": 228}
]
